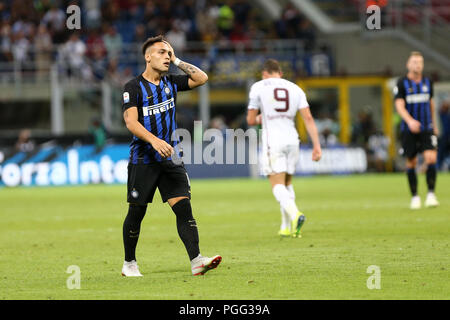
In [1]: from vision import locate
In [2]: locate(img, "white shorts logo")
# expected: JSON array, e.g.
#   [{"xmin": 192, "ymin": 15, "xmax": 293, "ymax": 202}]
[
  {"xmin": 431, "ymin": 135, "xmax": 438, "ymax": 148},
  {"xmin": 123, "ymin": 92, "xmax": 130, "ymax": 103}
]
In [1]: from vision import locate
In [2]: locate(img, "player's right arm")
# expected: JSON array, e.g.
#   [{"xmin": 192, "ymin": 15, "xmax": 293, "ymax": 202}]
[
  {"xmin": 123, "ymin": 108, "xmax": 174, "ymax": 158},
  {"xmin": 122, "ymin": 81, "xmax": 174, "ymax": 158},
  {"xmin": 394, "ymin": 79, "xmax": 421, "ymax": 133},
  {"xmin": 246, "ymin": 82, "xmax": 262, "ymax": 126}
]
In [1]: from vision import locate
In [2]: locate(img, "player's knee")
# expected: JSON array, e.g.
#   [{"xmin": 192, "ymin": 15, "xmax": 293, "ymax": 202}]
[
  {"xmin": 406, "ymin": 157, "xmax": 417, "ymax": 168},
  {"xmin": 424, "ymin": 151, "xmax": 437, "ymax": 164},
  {"xmin": 168, "ymin": 196, "xmax": 189, "ymax": 208},
  {"xmin": 171, "ymin": 198, "xmax": 193, "ymax": 220},
  {"xmin": 125, "ymin": 204, "xmax": 147, "ymax": 225}
]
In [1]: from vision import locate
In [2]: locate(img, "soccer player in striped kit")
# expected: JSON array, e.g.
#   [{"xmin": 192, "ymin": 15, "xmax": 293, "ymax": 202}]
[
  {"xmin": 394, "ymin": 51, "xmax": 439, "ymax": 209},
  {"xmin": 121, "ymin": 35, "xmax": 221, "ymax": 276}
]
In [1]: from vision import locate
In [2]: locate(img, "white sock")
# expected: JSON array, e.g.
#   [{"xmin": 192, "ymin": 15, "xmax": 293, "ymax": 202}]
[
  {"xmin": 280, "ymin": 184, "xmax": 296, "ymax": 229},
  {"xmin": 272, "ymin": 184, "xmax": 299, "ymax": 221},
  {"xmin": 286, "ymin": 184, "xmax": 295, "ymax": 200},
  {"xmin": 280, "ymin": 206, "xmax": 291, "ymax": 230}
]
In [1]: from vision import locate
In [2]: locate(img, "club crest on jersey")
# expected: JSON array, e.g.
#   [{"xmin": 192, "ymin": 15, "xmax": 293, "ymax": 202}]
[
  {"xmin": 422, "ymin": 85, "xmax": 428, "ymax": 92},
  {"xmin": 164, "ymin": 86, "xmax": 171, "ymax": 95}
]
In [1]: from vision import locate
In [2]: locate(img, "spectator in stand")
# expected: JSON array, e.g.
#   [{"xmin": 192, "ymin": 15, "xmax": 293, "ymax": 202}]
[
  {"xmin": 106, "ymin": 57, "xmax": 121, "ymax": 85},
  {"xmin": 217, "ymin": 3, "xmax": 234, "ymax": 37},
  {"xmin": 368, "ymin": 130, "xmax": 390, "ymax": 172},
  {"xmin": 133, "ymin": 24, "xmax": 147, "ymax": 43},
  {"xmin": 0, "ymin": 20, "xmax": 13, "ymax": 62},
  {"xmin": 41, "ymin": 3, "xmax": 67, "ymax": 43},
  {"xmin": 316, "ymin": 112, "xmax": 339, "ymax": 147},
  {"xmin": 352, "ymin": 108, "xmax": 376, "ymax": 148},
  {"xmin": 247, "ymin": 22, "xmax": 266, "ymax": 42},
  {"xmin": 86, "ymin": 28, "xmax": 107, "ymax": 60},
  {"xmin": 103, "ymin": 24, "xmax": 122, "ymax": 60},
  {"xmin": 89, "ymin": 117, "xmax": 107, "ymax": 153},
  {"xmin": 231, "ymin": 0, "xmax": 251, "ymax": 22},
  {"xmin": 196, "ymin": 2, "xmax": 219, "ymax": 42},
  {"xmin": 276, "ymin": 3, "xmax": 303, "ymax": 39},
  {"xmin": 142, "ymin": 1, "xmax": 159, "ymax": 35},
  {"xmin": 229, "ymin": 22, "xmax": 249, "ymax": 45},
  {"xmin": 12, "ymin": 17, "xmax": 35, "ymax": 38},
  {"xmin": 85, "ymin": 0, "xmax": 102, "ymax": 29},
  {"xmin": 15, "ymin": 128, "xmax": 35, "ymax": 153},
  {"xmin": 166, "ymin": 20, "xmax": 187, "ymax": 54},
  {"xmin": 34, "ymin": 24, "xmax": 52, "ymax": 79},
  {"xmin": 11, "ymin": 30, "xmax": 30, "ymax": 71},
  {"xmin": 297, "ymin": 19, "xmax": 316, "ymax": 51},
  {"xmin": 59, "ymin": 32, "xmax": 90, "ymax": 79},
  {"xmin": 102, "ymin": 0, "xmax": 120, "ymax": 24}
]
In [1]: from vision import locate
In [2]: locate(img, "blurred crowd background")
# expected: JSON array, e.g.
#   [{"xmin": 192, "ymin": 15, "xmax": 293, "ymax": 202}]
[
  {"xmin": 0, "ymin": 0, "xmax": 321, "ymax": 82},
  {"xmin": 1, "ymin": 0, "xmax": 450, "ymax": 174}
]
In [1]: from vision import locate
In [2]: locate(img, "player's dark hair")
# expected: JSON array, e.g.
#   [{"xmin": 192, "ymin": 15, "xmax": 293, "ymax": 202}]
[
  {"xmin": 262, "ymin": 59, "xmax": 282, "ymax": 74},
  {"xmin": 142, "ymin": 35, "xmax": 166, "ymax": 56}
]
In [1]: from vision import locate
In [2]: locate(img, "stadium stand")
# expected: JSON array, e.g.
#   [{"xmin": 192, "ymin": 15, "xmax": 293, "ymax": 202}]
[{"xmin": 0, "ymin": 0, "xmax": 449, "ymax": 174}]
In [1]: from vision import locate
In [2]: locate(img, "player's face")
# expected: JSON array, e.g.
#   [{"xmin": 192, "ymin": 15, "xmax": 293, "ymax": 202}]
[
  {"xmin": 147, "ymin": 42, "xmax": 172, "ymax": 73},
  {"xmin": 407, "ymin": 55, "xmax": 424, "ymax": 75}
]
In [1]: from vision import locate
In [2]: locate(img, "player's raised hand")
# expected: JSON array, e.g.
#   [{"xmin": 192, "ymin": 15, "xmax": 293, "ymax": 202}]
[
  {"xmin": 407, "ymin": 119, "xmax": 421, "ymax": 133},
  {"xmin": 312, "ymin": 146, "xmax": 322, "ymax": 162},
  {"xmin": 163, "ymin": 41, "xmax": 176, "ymax": 63},
  {"xmin": 149, "ymin": 136, "xmax": 174, "ymax": 158}
]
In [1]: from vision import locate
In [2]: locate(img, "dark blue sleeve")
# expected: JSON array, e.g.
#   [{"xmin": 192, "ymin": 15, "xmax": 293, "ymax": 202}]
[
  {"xmin": 169, "ymin": 74, "xmax": 190, "ymax": 92},
  {"xmin": 122, "ymin": 80, "xmax": 141, "ymax": 112},
  {"xmin": 394, "ymin": 78, "xmax": 406, "ymax": 100}
]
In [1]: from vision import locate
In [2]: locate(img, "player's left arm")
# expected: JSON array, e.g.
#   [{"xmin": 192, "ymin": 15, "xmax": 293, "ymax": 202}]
[
  {"xmin": 247, "ymin": 109, "xmax": 262, "ymax": 126},
  {"xmin": 165, "ymin": 41, "xmax": 208, "ymax": 89},
  {"xmin": 428, "ymin": 79, "xmax": 439, "ymax": 136},
  {"xmin": 299, "ymin": 107, "xmax": 322, "ymax": 162},
  {"xmin": 430, "ymin": 98, "xmax": 439, "ymax": 136},
  {"xmin": 246, "ymin": 83, "xmax": 262, "ymax": 126}
]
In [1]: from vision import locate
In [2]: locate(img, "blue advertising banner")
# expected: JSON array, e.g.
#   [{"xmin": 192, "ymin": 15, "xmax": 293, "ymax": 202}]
[{"xmin": 0, "ymin": 144, "xmax": 366, "ymax": 187}]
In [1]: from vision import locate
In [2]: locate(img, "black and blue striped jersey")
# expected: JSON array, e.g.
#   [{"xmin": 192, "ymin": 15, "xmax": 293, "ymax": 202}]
[
  {"xmin": 122, "ymin": 74, "xmax": 191, "ymax": 164},
  {"xmin": 394, "ymin": 76, "xmax": 434, "ymax": 133}
]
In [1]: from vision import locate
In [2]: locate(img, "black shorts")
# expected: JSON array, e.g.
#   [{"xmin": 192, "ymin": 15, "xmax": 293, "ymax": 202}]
[
  {"xmin": 401, "ymin": 131, "xmax": 438, "ymax": 159},
  {"xmin": 127, "ymin": 160, "xmax": 191, "ymax": 204}
]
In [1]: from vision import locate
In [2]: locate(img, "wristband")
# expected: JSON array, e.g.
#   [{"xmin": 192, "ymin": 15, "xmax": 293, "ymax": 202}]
[{"xmin": 174, "ymin": 58, "xmax": 181, "ymax": 66}]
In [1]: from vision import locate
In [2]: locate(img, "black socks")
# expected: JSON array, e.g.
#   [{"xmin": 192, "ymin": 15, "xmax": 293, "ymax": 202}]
[
  {"xmin": 407, "ymin": 164, "xmax": 437, "ymax": 197},
  {"xmin": 426, "ymin": 164, "xmax": 437, "ymax": 192},
  {"xmin": 407, "ymin": 168, "xmax": 417, "ymax": 196},
  {"xmin": 122, "ymin": 199, "xmax": 200, "ymax": 262},
  {"xmin": 123, "ymin": 204, "xmax": 147, "ymax": 262},
  {"xmin": 171, "ymin": 198, "xmax": 200, "ymax": 260}
]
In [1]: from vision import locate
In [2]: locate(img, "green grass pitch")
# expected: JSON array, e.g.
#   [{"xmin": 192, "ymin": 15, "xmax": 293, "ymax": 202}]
[{"xmin": 0, "ymin": 173, "xmax": 448, "ymax": 300}]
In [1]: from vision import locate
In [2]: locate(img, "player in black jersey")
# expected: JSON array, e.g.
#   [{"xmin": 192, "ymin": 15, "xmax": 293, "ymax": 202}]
[
  {"xmin": 121, "ymin": 35, "xmax": 221, "ymax": 276},
  {"xmin": 394, "ymin": 51, "xmax": 439, "ymax": 209}
]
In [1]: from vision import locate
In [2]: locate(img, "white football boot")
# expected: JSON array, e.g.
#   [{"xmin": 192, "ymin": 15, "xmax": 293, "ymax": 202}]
[
  {"xmin": 410, "ymin": 195, "xmax": 421, "ymax": 210},
  {"xmin": 424, "ymin": 192, "xmax": 439, "ymax": 208},
  {"xmin": 191, "ymin": 255, "xmax": 222, "ymax": 276},
  {"xmin": 121, "ymin": 260, "xmax": 143, "ymax": 277}
]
